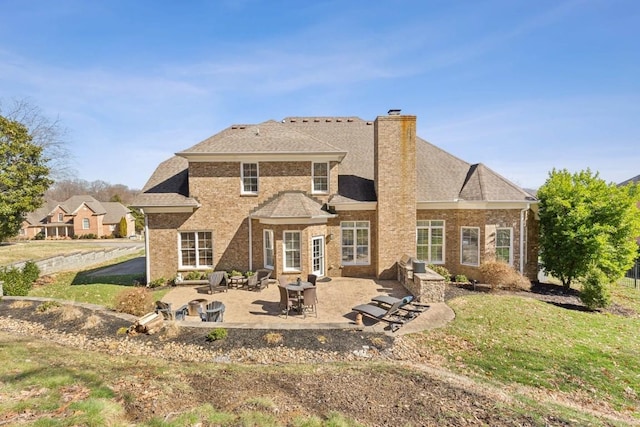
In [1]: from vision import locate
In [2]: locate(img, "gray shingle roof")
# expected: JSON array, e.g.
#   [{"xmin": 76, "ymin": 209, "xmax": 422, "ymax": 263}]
[
  {"xmin": 250, "ymin": 191, "xmax": 334, "ymax": 220},
  {"xmin": 132, "ymin": 156, "xmax": 199, "ymax": 208},
  {"xmin": 61, "ymin": 195, "xmax": 106, "ymax": 215},
  {"xmin": 101, "ymin": 202, "xmax": 131, "ymax": 224}
]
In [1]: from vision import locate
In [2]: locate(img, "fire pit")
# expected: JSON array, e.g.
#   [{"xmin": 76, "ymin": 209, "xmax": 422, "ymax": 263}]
[{"xmin": 188, "ymin": 298, "xmax": 208, "ymax": 317}]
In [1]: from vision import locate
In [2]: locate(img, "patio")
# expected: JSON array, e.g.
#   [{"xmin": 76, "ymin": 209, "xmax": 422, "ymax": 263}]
[{"xmin": 160, "ymin": 277, "xmax": 454, "ymax": 335}]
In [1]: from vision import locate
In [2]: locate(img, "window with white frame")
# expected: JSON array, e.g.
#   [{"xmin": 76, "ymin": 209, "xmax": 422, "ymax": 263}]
[
  {"xmin": 461, "ymin": 227, "xmax": 480, "ymax": 266},
  {"xmin": 341, "ymin": 221, "xmax": 370, "ymax": 265},
  {"xmin": 241, "ymin": 163, "xmax": 258, "ymax": 194},
  {"xmin": 82, "ymin": 218, "xmax": 90, "ymax": 229},
  {"xmin": 312, "ymin": 162, "xmax": 329, "ymax": 193},
  {"xmin": 58, "ymin": 213, "xmax": 63, "ymax": 222},
  {"xmin": 416, "ymin": 220, "xmax": 445, "ymax": 263},
  {"xmin": 264, "ymin": 229, "xmax": 274, "ymax": 269},
  {"xmin": 496, "ymin": 227, "xmax": 513, "ymax": 265},
  {"xmin": 179, "ymin": 231, "xmax": 213, "ymax": 268},
  {"xmin": 283, "ymin": 231, "xmax": 301, "ymax": 271}
]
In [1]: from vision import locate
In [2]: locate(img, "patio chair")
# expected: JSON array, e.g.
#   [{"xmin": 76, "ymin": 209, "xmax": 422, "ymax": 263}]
[
  {"xmin": 352, "ymin": 300, "xmax": 417, "ymax": 332},
  {"xmin": 174, "ymin": 304, "xmax": 189, "ymax": 320},
  {"xmin": 199, "ymin": 301, "xmax": 225, "ymax": 322},
  {"xmin": 301, "ymin": 286, "xmax": 318, "ymax": 318},
  {"xmin": 370, "ymin": 295, "xmax": 430, "ymax": 313},
  {"xmin": 278, "ymin": 284, "xmax": 297, "ymax": 318},
  {"xmin": 278, "ymin": 276, "xmax": 289, "ymax": 287},
  {"xmin": 307, "ymin": 274, "xmax": 317, "ymax": 286},
  {"xmin": 207, "ymin": 271, "xmax": 229, "ymax": 294},
  {"xmin": 256, "ymin": 268, "xmax": 272, "ymax": 289}
]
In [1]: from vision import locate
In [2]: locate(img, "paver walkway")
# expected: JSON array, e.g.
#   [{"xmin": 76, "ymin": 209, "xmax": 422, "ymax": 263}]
[{"xmin": 161, "ymin": 277, "xmax": 454, "ymax": 335}]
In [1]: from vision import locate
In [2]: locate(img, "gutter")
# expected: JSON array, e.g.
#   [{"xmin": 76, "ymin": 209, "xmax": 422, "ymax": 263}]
[
  {"xmin": 141, "ymin": 209, "xmax": 151, "ymax": 282},
  {"xmin": 519, "ymin": 203, "xmax": 530, "ymax": 274}
]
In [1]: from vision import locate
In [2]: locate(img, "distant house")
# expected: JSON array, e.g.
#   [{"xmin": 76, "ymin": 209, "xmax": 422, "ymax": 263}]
[
  {"xmin": 19, "ymin": 195, "xmax": 135, "ymax": 239},
  {"xmin": 132, "ymin": 111, "xmax": 539, "ymax": 282}
]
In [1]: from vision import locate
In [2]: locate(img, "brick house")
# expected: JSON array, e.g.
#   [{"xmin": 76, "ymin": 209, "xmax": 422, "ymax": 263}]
[
  {"xmin": 133, "ymin": 111, "xmax": 539, "ymax": 283},
  {"xmin": 20, "ymin": 195, "xmax": 135, "ymax": 239}
]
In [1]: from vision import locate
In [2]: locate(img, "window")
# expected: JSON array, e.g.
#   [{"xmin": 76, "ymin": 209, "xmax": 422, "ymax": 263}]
[
  {"xmin": 58, "ymin": 213, "xmax": 63, "ymax": 222},
  {"xmin": 461, "ymin": 227, "xmax": 480, "ymax": 266},
  {"xmin": 496, "ymin": 228, "xmax": 513, "ymax": 265},
  {"xmin": 312, "ymin": 162, "xmax": 329, "ymax": 193},
  {"xmin": 241, "ymin": 163, "xmax": 258, "ymax": 194},
  {"xmin": 341, "ymin": 221, "xmax": 370, "ymax": 265},
  {"xmin": 82, "ymin": 218, "xmax": 90, "ymax": 229},
  {"xmin": 283, "ymin": 231, "xmax": 301, "ymax": 271},
  {"xmin": 416, "ymin": 220, "xmax": 445, "ymax": 263},
  {"xmin": 264, "ymin": 229, "xmax": 274, "ymax": 269},
  {"xmin": 179, "ymin": 231, "xmax": 213, "ymax": 268}
]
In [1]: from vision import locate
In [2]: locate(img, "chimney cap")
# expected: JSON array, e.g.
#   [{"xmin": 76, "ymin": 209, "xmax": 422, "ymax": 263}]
[{"xmin": 388, "ymin": 109, "xmax": 401, "ymax": 115}]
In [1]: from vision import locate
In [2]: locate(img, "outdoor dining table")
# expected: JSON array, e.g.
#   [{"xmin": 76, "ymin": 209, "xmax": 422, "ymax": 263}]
[{"xmin": 286, "ymin": 281, "xmax": 314, "ymax": 313}]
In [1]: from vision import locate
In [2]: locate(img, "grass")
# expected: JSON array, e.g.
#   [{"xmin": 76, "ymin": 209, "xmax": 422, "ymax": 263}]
[
  {"xmin": 0, "ymin": 240, "xmax": 115, "ymax": 265},
  {"xmin": 413, "ymin": 288, "xmax": 640, "ymax": 419},
  {"xmin": 26, "ymin": 252, "xmax": 168, "ymax": 309}
]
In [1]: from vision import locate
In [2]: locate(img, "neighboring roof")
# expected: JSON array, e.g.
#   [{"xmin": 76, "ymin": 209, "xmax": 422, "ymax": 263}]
[
  {"xmin": 619, "ymin": 174, "xmax": 640, "ymax": 186},
  {"xmin": 250, "ymin": 191, "xmax": 335, "ymax": 220},
  {"xmin": 24, "ymin": 200, "xmax": 59, "ymax": 225},
  {"xmin": 60, "ymin": 195, "xmax": 106, "ymax": 215},
  {"xmin": 101, "ymin": 202, "xmax": 131, "ymax": 224}
]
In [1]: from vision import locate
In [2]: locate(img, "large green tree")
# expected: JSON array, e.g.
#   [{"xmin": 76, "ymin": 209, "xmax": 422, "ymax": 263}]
[
  {"xmin": 537, "ymin": 168, "xmax": 640, "ymax": 290},
  {"xmin": 0, "ymin": 115, "xmax": 53, "ymax": 241}
]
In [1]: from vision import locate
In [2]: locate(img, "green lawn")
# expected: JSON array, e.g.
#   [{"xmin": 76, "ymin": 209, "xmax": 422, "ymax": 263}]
[
  {"xmin": 0, "ymin": 241, "xmax": 116, "ymax": 265},
  {"xmin": 413, "ymin": 288, "xmax": 640, "ymax": 419}
]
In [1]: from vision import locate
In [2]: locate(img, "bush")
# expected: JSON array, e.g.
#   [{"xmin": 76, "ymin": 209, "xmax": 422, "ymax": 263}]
[
  {"xmin": 580, "ymin": 269, "xmax": 611, "ymax": 310},
  {"xmin": 454, "ymin": 274, "xmax": 468, "ymax": 283},
  {"xmin": 34, "ymin": 232, "xmax": 45, "ymax": 240},
  {"xmin": 206, "ymin": 328, "xmax": 228, "ymax": 342},
  {"xmin": 480, "ymin": 261, "xmax": 531, "ymax": 291},
  {"xmin": 185, "ymin": 271, "xmax": 202, "ymax": 280},
  {"xmin": 113, "ymin": 287, "xmax": 154, "ymax": 316},
  {"xmin": 147, "ymin": 277, "xmax": 166, "ymax": 288},
  {"xmin": 22, "ymin": 261, "xmax": 40, "ymax": 284},
  {"xmin": 0, "ymin": 266, "xmax": 31, "ymax": 296},
  {"xmin": 36, "ymin": 300, "xmax": 61, "ymax": 313},
  {"xmin": 428, "ymin": 264, "xmax": 451, "ymax": 282}
]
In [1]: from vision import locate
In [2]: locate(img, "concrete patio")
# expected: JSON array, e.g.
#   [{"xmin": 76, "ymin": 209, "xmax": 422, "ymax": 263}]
[{"xmin": 161, "ymin": 277, "xmax": 455, "ymax": 335}]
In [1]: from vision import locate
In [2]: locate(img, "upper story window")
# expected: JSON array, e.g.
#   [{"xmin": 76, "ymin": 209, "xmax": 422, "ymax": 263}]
[
  {"xmin": 58, "ymin": 213, "xmax": 63, "ymax": 222},
  {"xmin": 312, "ymin": 162, "xmax": 329, "ymax": 194},
  {"xmin": 341, "ymin": 221, "xmax": 370, "ymax": 265},
  {"xmin": 179, "ymin": 231, "xmax": 213, "ymax": 268},
  {"xmin": 496, "ymin": 227, "xmax": 513, "ymax": 265},
  {"xmin": 416, "ymin": 220, "xmax": 445, "ymax": 264},
  {"xmin": 82, "ymin": 218, "xmax": 90, "ymax": 229},
  {"xmin": 241, "ymin": 163, "xmax": 258, "ymax": 194},
  {"xmin": 461, "ymin": 227, "xmax": 480, "ymax": 266}
]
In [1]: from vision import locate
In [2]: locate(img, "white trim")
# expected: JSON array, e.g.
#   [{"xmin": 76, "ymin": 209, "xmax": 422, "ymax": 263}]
[
  {"xmin": 340, "ymin": 221, "xmax": 370, "ymax": 266},
  {"xmin": 177, "ymin": 151, "xmax": 347, "ymax": 163},
  {"xmin": 416, "ymin": 220, "xmax": 445, "ymax": 264},
  {"xmin": 311, "ymin": 235, "xmax": 325, "ymax": 276},
  {"xmin": 263, "ymin": 229, "xmax": 274, "ymax": 269},
  {"xmin": 312, "ymin": 161, "xmax": 329, "ymax": 194},
  {"xmin": 178, "ymin": 230, "xmax": 214, "ymax": 269},
  {"xmin": 241, "ymin": 162, "xmax": 259, "ymax": 195},
  {"xmin": 417, "ymin": 200, "xmax": 537, "ymax": 210},
  {"xmin": 252, "ymin": 216, "xmax": 333, "ymax": 225},
  {"xmin": 136, "ymin": 206, "xmax": 199, "ymax": 214},
  {"xmin": 460, "ymin": 226, "xmax": 480, "ymax": 266},
  {"xmin": 495, "ymin": 227, "xmax": 513, "ymax": 265},
  {"xmin": 283, "ymin": 230, "xmax": 302, "ymax": 272},
  {"xmin": 330, "ymin": 201, "xmax": 377, "ymax": 211},
  {"xmin": 143, "ymin": 212, "xmax": 150, "ymax": 281}
]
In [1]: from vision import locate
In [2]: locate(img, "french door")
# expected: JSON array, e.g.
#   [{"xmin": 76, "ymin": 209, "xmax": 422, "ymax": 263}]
[{"xmin": 311, "ymin": 236, "xmax": 325, "ymax": 277}]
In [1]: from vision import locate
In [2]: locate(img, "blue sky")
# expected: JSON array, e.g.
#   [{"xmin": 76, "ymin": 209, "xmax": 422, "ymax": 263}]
[{"xmin": 1, "ymin": 0, "xmax": 638, "ymax": 190}]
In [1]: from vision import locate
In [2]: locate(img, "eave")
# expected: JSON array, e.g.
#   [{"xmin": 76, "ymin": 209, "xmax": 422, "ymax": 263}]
[{"xmin": 176, "ymin": 151, "xmax": 347, "ymax": 163}]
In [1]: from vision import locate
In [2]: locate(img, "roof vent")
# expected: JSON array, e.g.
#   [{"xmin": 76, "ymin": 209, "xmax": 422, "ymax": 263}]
[{"xmin": 388, "ymin": 109, "xmax": 401, "ymax": 115}]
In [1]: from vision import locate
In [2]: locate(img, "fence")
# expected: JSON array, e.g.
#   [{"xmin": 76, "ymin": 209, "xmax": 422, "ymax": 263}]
[{"xmin": 620, "ymin": 257, "xmax": 640, "ymax": 289}]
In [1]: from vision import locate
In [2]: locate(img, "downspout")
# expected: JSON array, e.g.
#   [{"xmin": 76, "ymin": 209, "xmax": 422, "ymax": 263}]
[
  {"xmin": 142, "ymin": 209, "xmax": 151, "ymax": 282},
  {"xmin": 519, "ymin": 203, "xmax": 530, "ymax": 275},
  {"xmin": 248, "ymin": 217, "xmax": 253, "ymax": 271}
]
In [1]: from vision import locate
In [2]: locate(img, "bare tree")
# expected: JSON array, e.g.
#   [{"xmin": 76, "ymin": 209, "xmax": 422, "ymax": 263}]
[{"xmin": 0, "ymin": 97, "xmax": 75, "ymax": 180}]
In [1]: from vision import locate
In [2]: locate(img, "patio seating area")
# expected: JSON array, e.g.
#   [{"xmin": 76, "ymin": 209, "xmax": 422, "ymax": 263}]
[{"xmin": 160, "ymin": 277, "xmax": 454, "ymax": 334}]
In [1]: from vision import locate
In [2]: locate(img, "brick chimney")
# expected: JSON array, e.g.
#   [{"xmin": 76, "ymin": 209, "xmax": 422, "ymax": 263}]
[{"xmin": 374, "ymin": 110, "xmax": 417, "ymax": 279}]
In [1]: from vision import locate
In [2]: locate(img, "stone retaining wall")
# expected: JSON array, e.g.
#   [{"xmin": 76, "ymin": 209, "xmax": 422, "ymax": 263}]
[{"xmin": 10, "ymin": 246, "xmax": 141, "ymax": 275}]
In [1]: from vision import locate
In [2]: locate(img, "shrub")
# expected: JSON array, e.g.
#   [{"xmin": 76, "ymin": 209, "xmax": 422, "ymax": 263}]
[
  {"xmin": 263, "ymin": 332, "xmax": 283, "ymax": 344},
  {"xmin": 185, "ymin": 271, "xmax": 202, "ymax": 280},
  {"xmin": 0, "ymin": 266, "xmax": 31, "ymax": 296},
  {"xmin": 113, "ymin": 287, "xmax": 154, "ymax": 316},
  {"xmin": 480, "ymin": 260, "xmax": 531, "ymax": 291},
  {"xmin": 428, "ymin": 264, "xmax": 451, "ymax": 282},
  {"xmin": 147, "ymin": 277, "xmax": 166, "ymax": 288},
  {"xmin": 454, "ymin": 274, "xmax": 468, "ymax": 283},
  {"xmin": 580, "ymin": 269, "xmax": 611, "ymax": 310},
  {"xmin": 206, "ymin": 328, "xmax": 228, "ymax": 342},
  {"xmin": 36, "ymin": 300, "xmax": 61, "ymax": 312},
  {"xmin": 22, "ymin": 261, "xmax": 40, "ymax": 284},
  {"xmin": 34, "ymin": 232, "xmax": 45, "ymax": 240}
]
